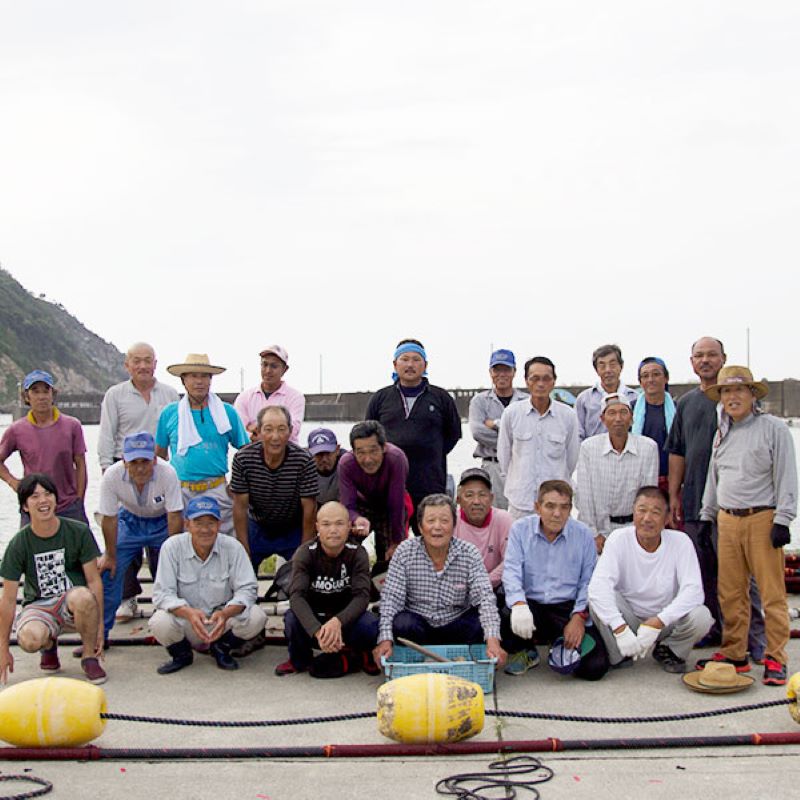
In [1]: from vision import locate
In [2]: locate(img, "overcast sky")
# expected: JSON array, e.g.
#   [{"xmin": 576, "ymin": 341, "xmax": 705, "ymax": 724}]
[{"xmin": 1, "ymin": 2, "xmax": 798, "ymax": 395}]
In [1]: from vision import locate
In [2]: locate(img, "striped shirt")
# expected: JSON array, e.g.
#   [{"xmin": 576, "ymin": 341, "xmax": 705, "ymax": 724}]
[
  {"xmin": 378, "ymin": 536, "xmax": 500, "ymax": 642},
  {"xmin": 230, "ymin": 441, "xmax": 318, "ymax": 526}
]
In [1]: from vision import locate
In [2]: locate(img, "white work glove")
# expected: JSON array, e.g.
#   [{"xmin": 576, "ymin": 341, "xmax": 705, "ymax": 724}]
[
  {"xmin": 613, "ymin": 626, "xmax": 640, "ymax": 659},
  {"xmin": 635, "ymin": 624, "xmax": 660, "ymax": 659},
  {"xmin": 511, "ymin": 604, "xmax": 536, "ymax": 641}
]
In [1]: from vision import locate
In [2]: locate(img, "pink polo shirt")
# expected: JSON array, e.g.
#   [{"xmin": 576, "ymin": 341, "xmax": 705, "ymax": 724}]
[
  {"xmin": 233, "ymin": 381, "xmax": 305, "ymax": 443},
  {"xmin": 453, "ymin": 507, "xmax": 513, "ymax": 589}
]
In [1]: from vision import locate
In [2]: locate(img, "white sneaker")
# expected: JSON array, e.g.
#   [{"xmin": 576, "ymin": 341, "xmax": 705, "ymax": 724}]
[{"xmin": 115, "ymin": 596, "xmax": 138, "ymax": 622}]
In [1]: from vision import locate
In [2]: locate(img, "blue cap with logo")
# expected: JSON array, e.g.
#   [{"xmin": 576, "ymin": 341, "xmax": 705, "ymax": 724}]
[
  {"xmin": 185, "ymin": 496, "xmax": 222, "ymax": 520},
  {"xmin": 307, "ymin": 427, "xmax": 338, "ymax": 455},
  {"xmin": 489, "ymin": 349, "xmax": 516, "ymax": 369},
  {"xmin": 123, "ymin": 432, "xmax": 156, "ymax": 462},
  {"xmin": 23, "ymin": 370, "xmax": 55, "ymax": 390}
]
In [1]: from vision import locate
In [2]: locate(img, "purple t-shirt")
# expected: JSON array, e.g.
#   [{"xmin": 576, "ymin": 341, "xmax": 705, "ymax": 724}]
[{"xmin": 0, "ymin": 412, "xmax": 87, "ymax": 511}]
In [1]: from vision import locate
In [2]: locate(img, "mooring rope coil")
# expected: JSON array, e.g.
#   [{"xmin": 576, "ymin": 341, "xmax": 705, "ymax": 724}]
[
  {"xmin": 0, "ymin": 775, "xmax": 53, "ymax": 800},
  {"xmin": 101, "ymin": 697, "xmax": 792, "ymax": 728}
]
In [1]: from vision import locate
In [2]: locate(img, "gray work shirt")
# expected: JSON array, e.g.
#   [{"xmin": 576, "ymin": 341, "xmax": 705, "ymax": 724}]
[
  {"xmin": 468, "ymin": 388, "xmax": 528, "ymax": 459},
  {"xmin": 700, "ymin": 412, "xmax": 798, "ymax": 526},
  {"xmin": 152, "ymin": 532, "xmax": 258, "ymax": 615}
]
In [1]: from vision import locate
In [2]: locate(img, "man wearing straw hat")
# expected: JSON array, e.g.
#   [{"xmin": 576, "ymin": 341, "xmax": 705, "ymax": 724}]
[
  {"xmin": 697, "ymin": 366, "xmax": 797, "ymax": 686},
  {"xmin": 155, "ymin": 354, "xmax": 249, "ymax": 541}
]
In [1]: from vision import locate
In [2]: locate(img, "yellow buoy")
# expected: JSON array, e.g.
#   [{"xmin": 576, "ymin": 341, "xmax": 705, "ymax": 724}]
[
  {"xmin": 787, "ymin": 672, "xmax": 800, "ymax": 723},
  {"xmin": 0, "ymin": 677, "xmax": 106, "ymax": 747},
  {"xmin": 377, "ymin": 673, "xmax": 484, "ymax": 744}
]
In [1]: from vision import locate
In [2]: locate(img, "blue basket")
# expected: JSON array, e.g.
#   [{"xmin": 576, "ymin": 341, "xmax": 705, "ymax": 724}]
[{"xmin": 381, "ymin": 643, "xmax": 496, "ymax": 694}]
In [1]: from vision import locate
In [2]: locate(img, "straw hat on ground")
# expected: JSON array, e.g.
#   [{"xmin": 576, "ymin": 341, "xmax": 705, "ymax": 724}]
[{"xmin": 682, "ymin": 662, "xmax": 754, "ymax": 694}]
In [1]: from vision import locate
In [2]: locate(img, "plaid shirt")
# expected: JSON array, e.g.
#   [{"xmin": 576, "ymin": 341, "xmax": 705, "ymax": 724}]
[{"xmin": 378, "ymin": 536, "xmax": 500, "ymax": 642}]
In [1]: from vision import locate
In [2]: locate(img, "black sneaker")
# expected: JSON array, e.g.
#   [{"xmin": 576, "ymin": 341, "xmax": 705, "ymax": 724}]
[
  {"xmin": 762, "ymin": 658, "xmax": 787, "ymax": 686},
  {"xmin": 695, "ymin": 652, "xmax": 750, "ymax": 673},
  {"xmin": 653, "ymin": 643, "xmax": 687, "ymax": 674}
]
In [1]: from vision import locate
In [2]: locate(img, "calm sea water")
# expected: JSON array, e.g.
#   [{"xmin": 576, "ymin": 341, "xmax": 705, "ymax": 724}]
[{"xmin": 2, "ymin": 415, "xmax": 799, "ymax": 553}]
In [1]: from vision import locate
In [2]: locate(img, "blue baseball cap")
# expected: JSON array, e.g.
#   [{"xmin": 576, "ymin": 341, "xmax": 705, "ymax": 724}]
[
  {"xmin": 185, "ymin": 496, "xmax": 222, "ymax": 520},
  {"xmin": 548, "ymin": 633, "xmax": 596, "ymax": 675},
  {"xmin": 307, "ymin": 427, "xmax": 338, "ymax": 455},
  {"xmin": 123, "ymin": 432, "xmax": 156, "ymax": 462},
  {"xmin": 489, "ymin": 349, "xmax": 516, "ymax": 369},
  {"xmin": 23, "ymin": 370, "xmax": 55, "ymax": 390}
]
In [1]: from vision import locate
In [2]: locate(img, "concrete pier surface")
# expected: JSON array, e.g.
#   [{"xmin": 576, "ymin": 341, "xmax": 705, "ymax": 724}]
[{"xmin": 2, "ymin": 591, "xmax": 800, "ymax": 800}]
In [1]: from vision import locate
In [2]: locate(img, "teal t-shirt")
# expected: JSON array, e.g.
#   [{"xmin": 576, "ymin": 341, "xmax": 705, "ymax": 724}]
[{"xmin": 0, "ymin": 518, "xmax": 100, "ymax": 605}]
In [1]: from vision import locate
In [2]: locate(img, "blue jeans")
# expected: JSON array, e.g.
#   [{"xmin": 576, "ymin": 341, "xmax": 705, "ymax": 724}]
[
  {"xmin": 102, "ymin": 509, "xmax": 168, "ymax": 636},
  {"xmin": 392, "ymin": 608, "xmax": 484, "ymax": 645},
  {"xmin": 284, "ymin": 609, "xmax": 379, "ymax": 670},
  {"xmin": 248, "ymin": 518, "xmax": 301, "ymax": 574}
]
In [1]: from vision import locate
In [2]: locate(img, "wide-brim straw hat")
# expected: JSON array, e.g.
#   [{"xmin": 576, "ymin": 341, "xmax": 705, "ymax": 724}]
[
  {"xmin": 703, "ymin": 365, "xmax": 768, "ymax": 403},
  {"xmin": 682, "ymin": 662, "xmax": 754, "ymax": 694},
  {"xmin": 167, "ymin": 353, "xmax": 226, "ymax": 377}
]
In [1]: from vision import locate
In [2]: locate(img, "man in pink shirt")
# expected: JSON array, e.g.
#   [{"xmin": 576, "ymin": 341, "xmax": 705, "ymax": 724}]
[
  {"xmin": 454, "ymin": 468, "xmax": 513, "ymax": 594},
  {"xmin": 234, "ymin": 345, "xmax": 305, "ymax": 444},
  {"xmin": 0, "ymin": 370, "xmax": 89, "ymax": 526}
]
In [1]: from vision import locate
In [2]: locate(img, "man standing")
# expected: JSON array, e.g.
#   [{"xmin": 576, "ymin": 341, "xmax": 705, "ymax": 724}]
[
  {"xmin": 588, "ymin": 487, "xmax": 712, "ymax": 674},
  {"xmin": 667, "ymin": 337, "xmax": 764, "ymax": 653},
  {"xmin": 468, "ymin": 349, "xmax": 527, "ymax": 510},
  {"xmin": 97, "ymin": 433, "xmax": 184, "ymax": 640},
  {"xmin": 632, "ymin": 357, "xmax": 675, "ymax": 491},
  {"xmin": 150, "ymin": 496, "xmax": 267, "ymax": 673},
  {"xmin": 155, "ymin": 353, "xmax": 249, "ymax": 537},
  {"xmin": 0, "ymin": 370, "xmax": 89, "ymax": 525},
  {"xmin": 454, "ymin": 468, "xmax": 513, "ymax": 592},
  {"xmin": 366, "ymin": 339, "xmax": 461, "ymax": 533},
  {"xmin": 698, "ymin": 367, "xmax": 797, "ymax": 685},
  {"xmin": 338, "ymin": 420, "xmax": 410, "ymax": 561},
  {"xmin": 234, "ymin": 345, "xmax": 305, "ymax": 443},
  {"xmin": 97, "ymin": 342, "xmax": 179, "ymax": 620},
  {"xmin": 574, "ymin": 345, "xmax": 639, "ymax": 442},
  {"xmin": 276, "ymin": 502, "xmax": 379, "ymax": 677},
  {"xmin": 497, "ymin": 356, "xmax": 579, "ymax": 521},
  {"xmin": 307, "ymin": 428, "xmax": 345, "ymax": 506},
  {"xmin": 230, "ymin": 406, "xmax": 318, "ymax": 572},
  {"xmin": 0, "ymin": 474, "xmax": 105, "ymax": 684},
  {"xmin": 502, "ymin": 480, "xmax": 609, "ymax": 680},
  {"xmin": 576, "ymin": 394, "xmax": 659, "ymax": 552}
]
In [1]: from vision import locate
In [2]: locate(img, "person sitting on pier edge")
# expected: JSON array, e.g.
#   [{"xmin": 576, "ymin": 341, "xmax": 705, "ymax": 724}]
[
  {"xmin": 588, "ymin": 486, "xmax": 712, "ymax": 674},
  {"xmin": 234, "ymin": 345, "xmax": 305, "ymax": 444},
  {"xmin": 453, "ymin": 468, "xmax": 512, "ymax": 597},
  {"xmin": 150, "ymin": 496, "xmax": 267, "ymax": 673},
  {"xmin": 501, "ymin": 479, "xmax": 609, "ymax": 680},
  {"xmin": 366, "ymin": 339, "xmax": 461, "ymax": 534},
  {"xmin": 96, "ymin": 432, "xmax": 184, "ymax": 644},
  {"xmin": 373, "ymin": 494, "xmax": 506, "ymax": 666},
  {"xmin": 307, "ymin": 428, "xmax": 345, "ymax": 506},
  {"xmin": 155, "ymin": 353, "xmax": 249, "ymax": 540},
  {"xmin": 276, "ymin": 502, "xmax": 379, "ymax": 677},
  {"xmin": 338, "ymin": 420, "xmax": 411, "ymax": 563},
  {"xmin": 0, "ymin": 474, "xmax": 106, "ymax": 684},
  {"xmin": 231, "ymin": 405, "xmax": 318, "ymax": 575}
]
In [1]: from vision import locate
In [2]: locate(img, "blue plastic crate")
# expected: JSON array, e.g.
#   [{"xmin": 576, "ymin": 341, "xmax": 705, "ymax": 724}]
[{"xmin": 381, "ymin": 643, "xmax": 496, "ymax": 693}]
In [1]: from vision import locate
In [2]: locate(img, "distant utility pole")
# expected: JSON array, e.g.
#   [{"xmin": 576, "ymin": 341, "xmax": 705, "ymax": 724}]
[
  {"xmin": 240, "ymin": 367, "xmax": 244, "ymax": 392},
  {"xmin": 746, "ymin": 327, "xmax": 750, "ymax": 368}
]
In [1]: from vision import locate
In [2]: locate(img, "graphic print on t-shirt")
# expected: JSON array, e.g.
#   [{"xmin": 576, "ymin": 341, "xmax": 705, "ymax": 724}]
[{"xmin": 34, "ymin": 548, "xmax": 71, "ymax": 598}]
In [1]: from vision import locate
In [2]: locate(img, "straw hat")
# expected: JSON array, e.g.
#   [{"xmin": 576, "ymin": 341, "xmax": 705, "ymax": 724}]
[
  {"xmin": 703, "ymin": 366, "xmax": 768, "ymax": 403},
  {"xmin": 166, "ymin": 353, "xmax": 226, "ymax": 377},
  {"xmin": 682, "ymin": 662, "xmax": 754, "ymax": 694}
]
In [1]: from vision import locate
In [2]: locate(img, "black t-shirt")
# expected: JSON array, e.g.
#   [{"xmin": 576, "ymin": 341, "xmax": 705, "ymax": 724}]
[{"xmin": 642, "ymin": 402, "xmax": 669, "ymax": 477}]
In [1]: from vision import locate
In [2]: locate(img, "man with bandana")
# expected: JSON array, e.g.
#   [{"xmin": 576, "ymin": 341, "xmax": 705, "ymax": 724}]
[{"xmin": 366, "ymin": 339, "xmax": 461, "ymax": 534}]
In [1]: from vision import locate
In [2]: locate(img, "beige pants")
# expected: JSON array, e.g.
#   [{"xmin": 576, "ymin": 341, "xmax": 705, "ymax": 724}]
[{"xmin": 149, "ymin": 605, "xmax": 267, "ymax": 647}]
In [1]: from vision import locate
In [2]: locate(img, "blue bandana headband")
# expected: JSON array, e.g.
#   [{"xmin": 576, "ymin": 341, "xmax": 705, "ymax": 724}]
[
  {"xmin": 393, "ymin": 343, "xmax": 427, "ymax": 361},
  {"xmin": 638, "ymin": 356, "xmax": 668, "ymax": 377}
]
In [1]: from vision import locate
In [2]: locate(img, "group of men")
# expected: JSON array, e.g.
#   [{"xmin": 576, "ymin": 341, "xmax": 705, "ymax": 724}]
[{"xmin": 0, "ymin": 334, "xmax": 796, "ymax": 688}]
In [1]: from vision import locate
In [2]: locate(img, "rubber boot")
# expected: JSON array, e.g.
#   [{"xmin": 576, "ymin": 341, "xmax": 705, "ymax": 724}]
[
  {"xmin": 157, "ymin": 638, "xmax": 194, "ymax": 675},
  {"xmin": 209, "ymin": 631, "xmax": 240, "ymax": 671}
]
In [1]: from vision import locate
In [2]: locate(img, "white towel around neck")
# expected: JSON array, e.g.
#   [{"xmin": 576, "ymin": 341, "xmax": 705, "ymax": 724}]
[{"xmin": 176, "ymin": 392, "xmax": 232, "ymax": 456}]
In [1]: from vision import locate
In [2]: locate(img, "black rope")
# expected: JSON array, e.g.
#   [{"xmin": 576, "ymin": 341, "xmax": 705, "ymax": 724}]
[
  {"xmin": 0, "ymin": 775, "xmax": 53, "ymax": 800},
  {"xmin": 101, "ymin": 697, "xmax": 793, "ymax": 728},
  {"xmin": 435, "ymin": 756, "xmax": 554, "ymax": 800}
]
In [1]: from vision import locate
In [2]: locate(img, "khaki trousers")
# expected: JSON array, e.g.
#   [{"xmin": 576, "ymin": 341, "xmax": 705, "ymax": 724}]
[
  {"xmin": 717, "ymin": 509, "xmax": 788, "ymax": 664},
  {"xmin": 149, "ymin": 606, "xmax": 267, "ymax": 647}
]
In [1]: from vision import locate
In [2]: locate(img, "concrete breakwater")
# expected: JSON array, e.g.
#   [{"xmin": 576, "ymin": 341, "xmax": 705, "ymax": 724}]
[{"xmin": 9, "ymin": 379, "xmax": 800, "ymax": 424}]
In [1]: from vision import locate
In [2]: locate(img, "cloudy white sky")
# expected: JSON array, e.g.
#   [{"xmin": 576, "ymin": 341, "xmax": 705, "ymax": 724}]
[{"xmin": 1, "ymin": 2, "xmax": 798, "ymax": 395}]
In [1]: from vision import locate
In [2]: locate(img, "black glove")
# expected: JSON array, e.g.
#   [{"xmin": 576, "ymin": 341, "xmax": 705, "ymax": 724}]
[{"xmin": 770, "ymin": 523, "xmax": 791, "ymax": 549}]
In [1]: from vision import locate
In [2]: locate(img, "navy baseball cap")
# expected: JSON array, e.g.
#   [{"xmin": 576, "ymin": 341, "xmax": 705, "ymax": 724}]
[
  {"xmin": 548, "ymin": 633, "xmax": 596, "ymax": 675},
  {"xmin": 458, "ymin": 467, "xmax": 493, "ymax": 489},
  {"xmin": 185, "ymin": 496, "xmax": 222, "ymax": 520},
  {"xmin": 489, "ymin": 349, "xmax": 516, "ymax": 369},
  {"xmin": 123, "ymin": 432, "xmax": 156, "ymax": 462},
  {"xmin": 23, "ymin": 370, "xmax": 55, "ymax": 390},
  {"xmin": 307, "ymin": 428, "xmax": 338, "ymax": 455}
]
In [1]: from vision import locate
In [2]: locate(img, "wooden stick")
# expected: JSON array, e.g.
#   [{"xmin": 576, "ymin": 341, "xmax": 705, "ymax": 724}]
[{"xmin": 396, "ymin": 637, "xmax": 450, "ymax": 663}]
